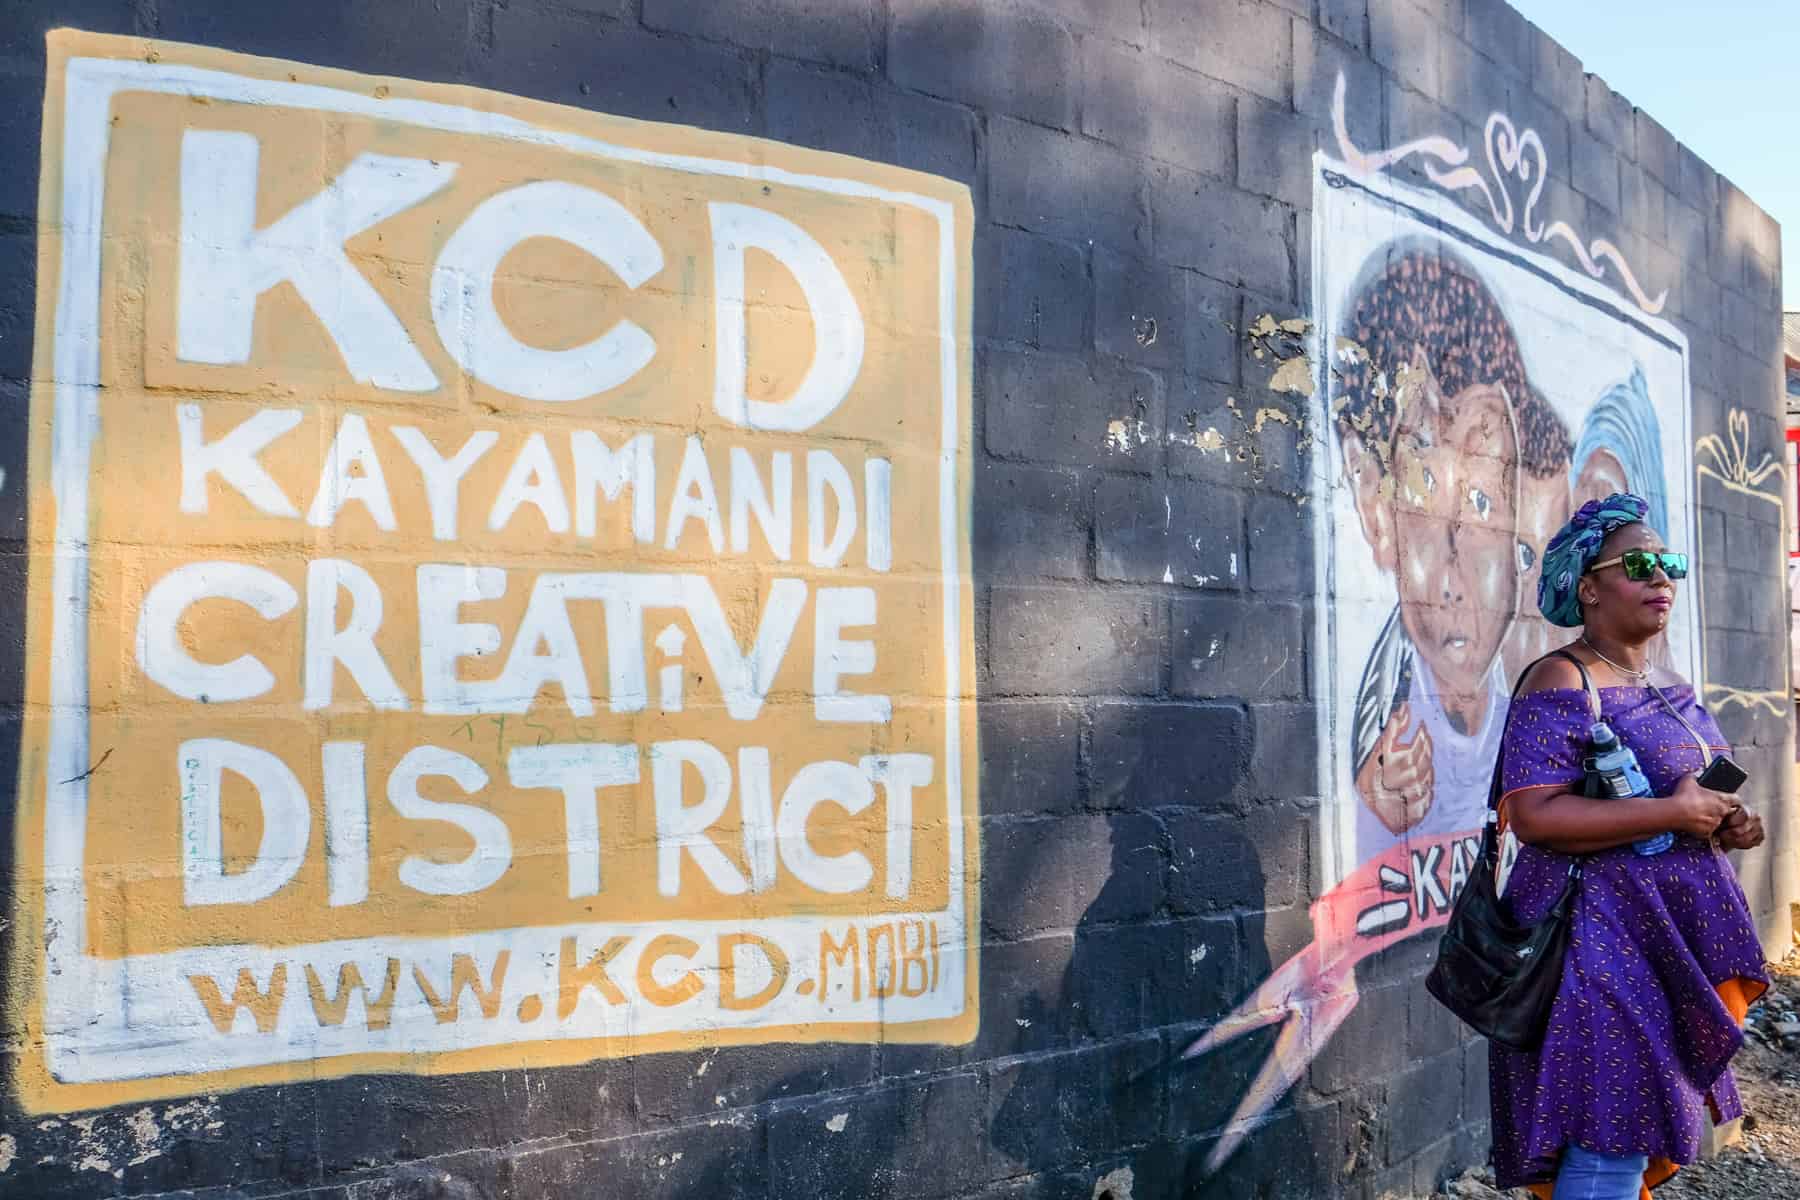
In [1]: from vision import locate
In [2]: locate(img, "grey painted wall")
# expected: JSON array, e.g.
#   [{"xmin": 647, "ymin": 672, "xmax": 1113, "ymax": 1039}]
[{"xmin": 0, "ymin": 0, "xmax": 1789, "ymax": 1197}]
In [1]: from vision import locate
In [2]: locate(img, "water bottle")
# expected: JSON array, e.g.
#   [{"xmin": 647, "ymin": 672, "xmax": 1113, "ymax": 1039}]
[{"xmin": 1585, "ymin": 722, "xmax": 1673, "ymax": 856}]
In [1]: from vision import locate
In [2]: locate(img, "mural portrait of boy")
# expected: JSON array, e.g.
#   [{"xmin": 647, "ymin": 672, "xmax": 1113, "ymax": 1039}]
[
  {"xmin": 1334, "ymin": 246, "xmax": 1530, "ymax": 860},
  {"xmin": 1333, "ymin": 249, "xmax": 1683, "ymax": 865}
]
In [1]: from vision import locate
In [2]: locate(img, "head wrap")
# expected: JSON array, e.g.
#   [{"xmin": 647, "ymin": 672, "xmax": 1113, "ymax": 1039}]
[{"xmin": 1536, "ymin": 492, "xmax": 1650, "ymax": 627}]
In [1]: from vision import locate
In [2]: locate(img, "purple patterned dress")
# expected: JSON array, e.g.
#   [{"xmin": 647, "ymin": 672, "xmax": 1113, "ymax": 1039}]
[{"xmin": 1488, "ymin": 682, "xmax": 1769, "ymax": 1190}]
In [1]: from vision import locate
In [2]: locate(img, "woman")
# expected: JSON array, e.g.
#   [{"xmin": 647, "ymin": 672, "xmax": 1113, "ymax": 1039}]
[{"xmin": 1490, "ymin": 493, "xmax": 1768, "ymax": 1199}]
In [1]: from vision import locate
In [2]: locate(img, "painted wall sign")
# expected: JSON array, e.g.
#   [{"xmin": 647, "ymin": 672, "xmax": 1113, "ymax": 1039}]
[{"xmin": 14, "ymin": 31, "xmax": 977, "ymax": 1110}]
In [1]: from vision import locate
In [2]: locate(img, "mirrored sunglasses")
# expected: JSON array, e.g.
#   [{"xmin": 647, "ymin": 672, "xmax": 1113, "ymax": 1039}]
[{"xmin": 1585, "ymin": 549, "xmax": 1688, "ymax": 581}]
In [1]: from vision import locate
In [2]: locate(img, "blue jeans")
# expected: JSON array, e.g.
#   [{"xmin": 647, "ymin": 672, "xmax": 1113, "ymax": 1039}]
[{"xmin": 1552, "ymin": 1144, "xmax": 1648, "ymax": 1200}]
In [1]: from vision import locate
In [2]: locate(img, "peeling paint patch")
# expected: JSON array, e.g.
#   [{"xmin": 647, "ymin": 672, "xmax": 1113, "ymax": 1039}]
[
  {"xmin": 162, "ymin": 1097, "xmax": 225, "ymax": 1135},
  {"xmin": 1250, "ymin": 406, "xmax": 1295, "ymax": 434},
  {"xmin": 1214, "ymin": 392, "xmax": 1316, "ymax": 485},
  {"xmin": 1093, "ymin": 1165, "xmax": 1135, "ymax": 1200},
  {"xmin": 1267, "ymin": 354, "xmax": 1314, "ymax": 395},
  {"xmin": 125, "ymin": 1108, "xmax": 162, "ymax": 1167},
  {"xmin": 0, "ymin": 1133, "xmax": 15, "ymax": 1172},
  {"xmin": 1172, "ymin": 424, "xmax": 1229, "ymax": 455},
  {"xmin": 1162, "ymin": 566, "xmax": 1174, "ymax": 584},
  {"xmin": 68, "ymin": 1116, "xmax": 113, "ymax": 1175},
  {"xmin": 1399, "ymin": 452, "xmax": 1434, "ymax": 509},
  {"xmin": 1391, "ymin": 360, "xmax": 1428, "ymax": 426},
  {"xmin": 1246, "ymin": 310, "xmax": 1318, "ymax": 404},
  {"xmin": 1190, "ymin": 944, "xmax": 1210, "ymax": 965},
  {"xmin": 825, "ymin": 1112, "xmax": 850, "ymax": 1133},
  {"xmin": 1334, "ymin": 336, "xmax": 1369, "ymax": 366},
  {"xmin": 1105, "ymin": 417, "xmax": 1151, "ymax": 452},
  {"xmin": 1246, "ymin": 312, "xmax": 1312, "ymax": 389}
]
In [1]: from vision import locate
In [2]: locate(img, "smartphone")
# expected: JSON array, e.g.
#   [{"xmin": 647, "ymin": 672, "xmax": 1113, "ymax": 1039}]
[{"xmin": 1696, "ymin": 754, "xmax": 1748, "ymax": 795}]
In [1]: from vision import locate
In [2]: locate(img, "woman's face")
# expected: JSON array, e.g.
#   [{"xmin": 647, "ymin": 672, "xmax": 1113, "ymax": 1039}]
[{"xmin": 1580, "ymin": 522, "xmax": 1677, "ymax": 643}]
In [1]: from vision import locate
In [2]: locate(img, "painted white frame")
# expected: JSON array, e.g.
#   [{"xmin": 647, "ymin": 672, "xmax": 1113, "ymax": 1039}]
[
  {"xmin": 1308, "ymin": 151, "xmax": 1698, "ymax": 889},
  {"xmin": 41, "ymin": 56, "xmax": 969, "ymax": 1082}
]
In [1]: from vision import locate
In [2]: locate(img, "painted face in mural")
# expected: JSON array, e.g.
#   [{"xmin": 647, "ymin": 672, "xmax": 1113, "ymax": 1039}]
[
  {"xmin": 1337, "ymin": 250, "xmax": 1534, "ymax": 739},
  {"xmin": 1573, "ymin": 445, "xmax": 1631, "ymax": 509},
  {"xmin": 1499, "ymin": 394, "xmax": 1577, "ymax": 686},
  {"xmin": 1384, "ymin": 356, "xmax": 1520, "ymax": 725},
  {"xmin": 1499, "ymin": 467, "xmax": 1572, "ymax": 685}
]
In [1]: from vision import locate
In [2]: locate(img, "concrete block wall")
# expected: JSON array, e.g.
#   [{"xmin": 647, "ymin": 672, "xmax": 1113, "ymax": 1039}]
[{"xmin": 0, "ymin": 1, "xmax": 1788, "ymax": 1197}]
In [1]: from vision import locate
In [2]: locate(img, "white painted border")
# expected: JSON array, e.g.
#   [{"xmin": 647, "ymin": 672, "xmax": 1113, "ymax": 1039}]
[
  {"xmin": 43, "ymin": 56, "xmax": 969, "ymax": 1082},
  {"xmin": 1307, "ymin": 152, "xmax": 1697, "ymax": 888}
]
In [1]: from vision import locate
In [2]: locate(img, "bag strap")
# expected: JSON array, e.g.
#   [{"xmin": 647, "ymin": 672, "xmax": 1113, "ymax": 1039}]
[
  {"xmin": 1557, "ymin": 650, "xmax": 1601, "ymax": 723},
  {"xmin": 1481, "ymin": 649, "xmax": 1594, "ymax": 882},
  {"xmin": 1485, "ymin": 648, "xmax": 1595, "ymax": 816},
  {"xmin": 1643, "ymin": 678, "xmax": 1714, "ymax": 764}
]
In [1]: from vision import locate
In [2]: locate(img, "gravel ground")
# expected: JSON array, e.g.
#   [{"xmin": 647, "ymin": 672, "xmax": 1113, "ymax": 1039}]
[{"xmin": 1425, "ymin": 946, "xmax": 1800, "ymax": 1199}]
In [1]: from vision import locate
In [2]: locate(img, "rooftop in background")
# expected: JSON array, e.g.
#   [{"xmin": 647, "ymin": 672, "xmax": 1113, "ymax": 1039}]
[{"xmin": 1787, "ymin": 311, "xmax": 1800, "ymax": 412}]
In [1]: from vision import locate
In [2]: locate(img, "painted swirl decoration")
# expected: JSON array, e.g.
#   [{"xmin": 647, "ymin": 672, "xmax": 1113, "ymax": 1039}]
[{"xmin": 1331, "ymin": 74, "xmax": 1668, "ymax": 315}]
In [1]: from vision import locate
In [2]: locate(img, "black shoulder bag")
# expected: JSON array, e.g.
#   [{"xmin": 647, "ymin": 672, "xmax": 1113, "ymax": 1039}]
[{"xmin": 1424, "ymin": 650, "xmax": 1597, "ymax": 1050}]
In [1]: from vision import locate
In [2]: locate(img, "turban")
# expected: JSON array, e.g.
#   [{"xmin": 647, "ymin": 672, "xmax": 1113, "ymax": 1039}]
[{"xmin": 1536, "ymin": 492, "xmax": 1650, "ymax": 627}]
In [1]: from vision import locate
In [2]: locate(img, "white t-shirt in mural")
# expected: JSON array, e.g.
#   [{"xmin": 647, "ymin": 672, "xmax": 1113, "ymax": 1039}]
[{"xmin": 1354, "ymin": 652, "xmax": 1508, "ymax": 865}]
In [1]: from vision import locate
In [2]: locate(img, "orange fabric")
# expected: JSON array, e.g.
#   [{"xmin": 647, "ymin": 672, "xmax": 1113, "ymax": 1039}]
[
  {"xmin": 1494, "ymin": 787, "xmax": 1542, "ymax": 828},
  {"xmin": 1494, "ymin": 783, "xmax": 1569, "ymax": 839},
  {"xmin": 1716, "ymin": 975, "xmax": 1765, "ymax": 1022}
]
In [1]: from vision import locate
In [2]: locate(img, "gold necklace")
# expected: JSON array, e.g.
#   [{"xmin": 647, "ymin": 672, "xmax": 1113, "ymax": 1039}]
[{"xmin": 1581, "ymin": 635, "xmax": 1649, "ymax": 683}]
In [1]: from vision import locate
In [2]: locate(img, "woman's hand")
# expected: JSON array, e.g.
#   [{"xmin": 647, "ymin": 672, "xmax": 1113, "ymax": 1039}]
[
  {"xmin": 1715, "ymin": 805, "xmax": 1765, "ymax": 851},
  {"xmin": 1663, "ymin": 775, "xmax": 1738, "ymax": 839}
]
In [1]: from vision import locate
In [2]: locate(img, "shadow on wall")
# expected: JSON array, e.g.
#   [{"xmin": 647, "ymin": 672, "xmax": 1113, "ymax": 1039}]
[
  {"xmin": 677, "ymin": 826, "xmax": 1327, "ymax": 1199},
  {"xmin": 983, "ymin": 814, "xmax": 1325, "ymax": 1198}
]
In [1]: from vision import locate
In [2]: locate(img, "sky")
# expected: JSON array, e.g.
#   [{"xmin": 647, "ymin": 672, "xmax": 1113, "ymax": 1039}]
[{"xmin": 1506, "ymin": 0, "xmax": 1800, "ymax": 310}]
